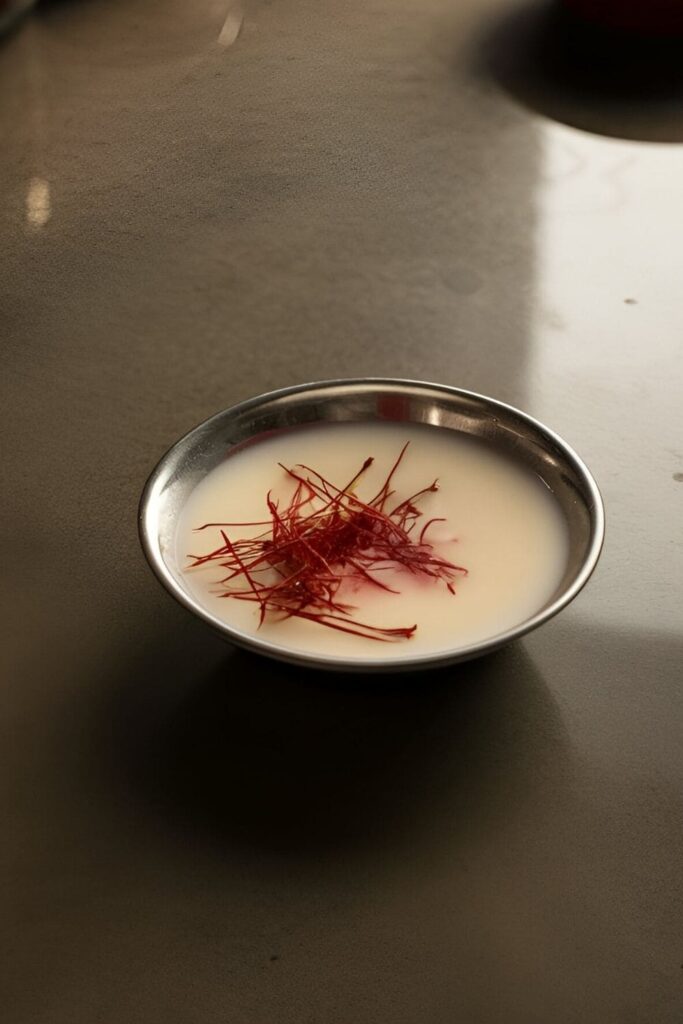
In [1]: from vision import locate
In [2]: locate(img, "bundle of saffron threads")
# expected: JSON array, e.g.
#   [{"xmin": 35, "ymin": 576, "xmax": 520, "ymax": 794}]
[{"xmin": 188, "ymin": 443, "xmax": 467, "ymax": 642}]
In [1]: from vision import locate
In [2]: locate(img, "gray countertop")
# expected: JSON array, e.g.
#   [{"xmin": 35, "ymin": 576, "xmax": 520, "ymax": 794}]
[{"xmin": 2, "ymin": 2, "xmax": 682, "ymax": 1022}]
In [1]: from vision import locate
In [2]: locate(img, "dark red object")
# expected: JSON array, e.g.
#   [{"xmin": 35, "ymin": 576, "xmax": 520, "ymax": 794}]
[
  {"xmin": 563, "ymin": 0, "xmax": 683, "ymax": 34},
  {"xmin": 188, "ymin": 443, "xmax": 467, "ymax": 642}
]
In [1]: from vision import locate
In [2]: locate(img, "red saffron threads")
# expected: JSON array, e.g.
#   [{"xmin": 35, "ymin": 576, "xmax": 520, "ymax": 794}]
[{"xmin": 188, "ymin": 443, "xmax": 467, "ymax": 642}]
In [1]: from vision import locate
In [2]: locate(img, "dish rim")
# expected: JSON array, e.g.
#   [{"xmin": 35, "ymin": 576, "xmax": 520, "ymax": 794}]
[{"xmin": 138, "ymin": 378, "xmax": 605, "ymax": 672}]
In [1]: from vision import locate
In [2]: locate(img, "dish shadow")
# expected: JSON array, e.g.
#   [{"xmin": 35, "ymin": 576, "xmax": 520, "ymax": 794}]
[
  {"xmin": 94, "ymin": 629, "xmax": 571, "ymax": 861},
  {"xmin": 477, "ymin": 0, "xmax": 683, "ymax": 142}
]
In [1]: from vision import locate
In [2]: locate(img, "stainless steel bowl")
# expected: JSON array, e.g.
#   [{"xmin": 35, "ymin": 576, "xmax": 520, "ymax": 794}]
[{"xmin": 139, "ymin": 379, "xmax": 605, "ymax": 672}]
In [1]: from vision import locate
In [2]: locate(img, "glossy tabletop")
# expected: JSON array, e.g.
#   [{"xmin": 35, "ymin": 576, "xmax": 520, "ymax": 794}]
[{"xmin": 1, "ymin": 2, "xmax": 682, "ymax": 1022}]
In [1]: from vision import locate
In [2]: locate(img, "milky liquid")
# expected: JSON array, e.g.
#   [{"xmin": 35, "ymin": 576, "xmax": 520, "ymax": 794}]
[{"xmin": 176, "ymin": 422, "xmax": 569, "ymax": 661}]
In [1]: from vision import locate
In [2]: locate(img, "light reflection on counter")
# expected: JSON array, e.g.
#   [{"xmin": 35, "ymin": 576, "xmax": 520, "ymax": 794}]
[
  {"xmin": 217, "ymin": 2, "xmax": 244, "ymax": 49},
  {"xmin": 25, "ymin": 176, "xmax": 50, "ymax": 231},
  {"xmin": 529, "ymin": 123, "xmax": 683, "ymax": 634}
]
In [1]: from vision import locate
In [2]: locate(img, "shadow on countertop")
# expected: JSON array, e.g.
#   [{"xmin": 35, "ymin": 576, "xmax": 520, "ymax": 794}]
[
  {"xmin": 91, "ymin": 622, "xmax": 570, "ymax": 861},
  {"xmin": 477, "ymin": 0, "xmax": 683, "ymax": 142}
]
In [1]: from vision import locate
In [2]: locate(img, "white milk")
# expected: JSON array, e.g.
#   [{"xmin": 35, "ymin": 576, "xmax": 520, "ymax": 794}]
[{"xmin": 175, "ymin": 421, "xmax": 569, "ymax": 660}]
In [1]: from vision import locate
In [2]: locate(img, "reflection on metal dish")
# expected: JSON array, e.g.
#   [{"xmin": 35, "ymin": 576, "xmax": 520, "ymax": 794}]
[{"xmin": 139, "ymin": 379, "xmax": 605, "ymax": 672}]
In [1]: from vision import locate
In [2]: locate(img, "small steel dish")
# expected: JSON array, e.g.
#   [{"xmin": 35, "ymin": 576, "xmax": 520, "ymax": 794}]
[{"xmin": 139, "ymin": 379, "xmax": 604, "ymax": 672}]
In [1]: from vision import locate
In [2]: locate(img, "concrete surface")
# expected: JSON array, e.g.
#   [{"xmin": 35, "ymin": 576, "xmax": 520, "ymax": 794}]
[{"xmin": 1, "ymin": 2, "xmax": 682, "ymax": 1022}]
